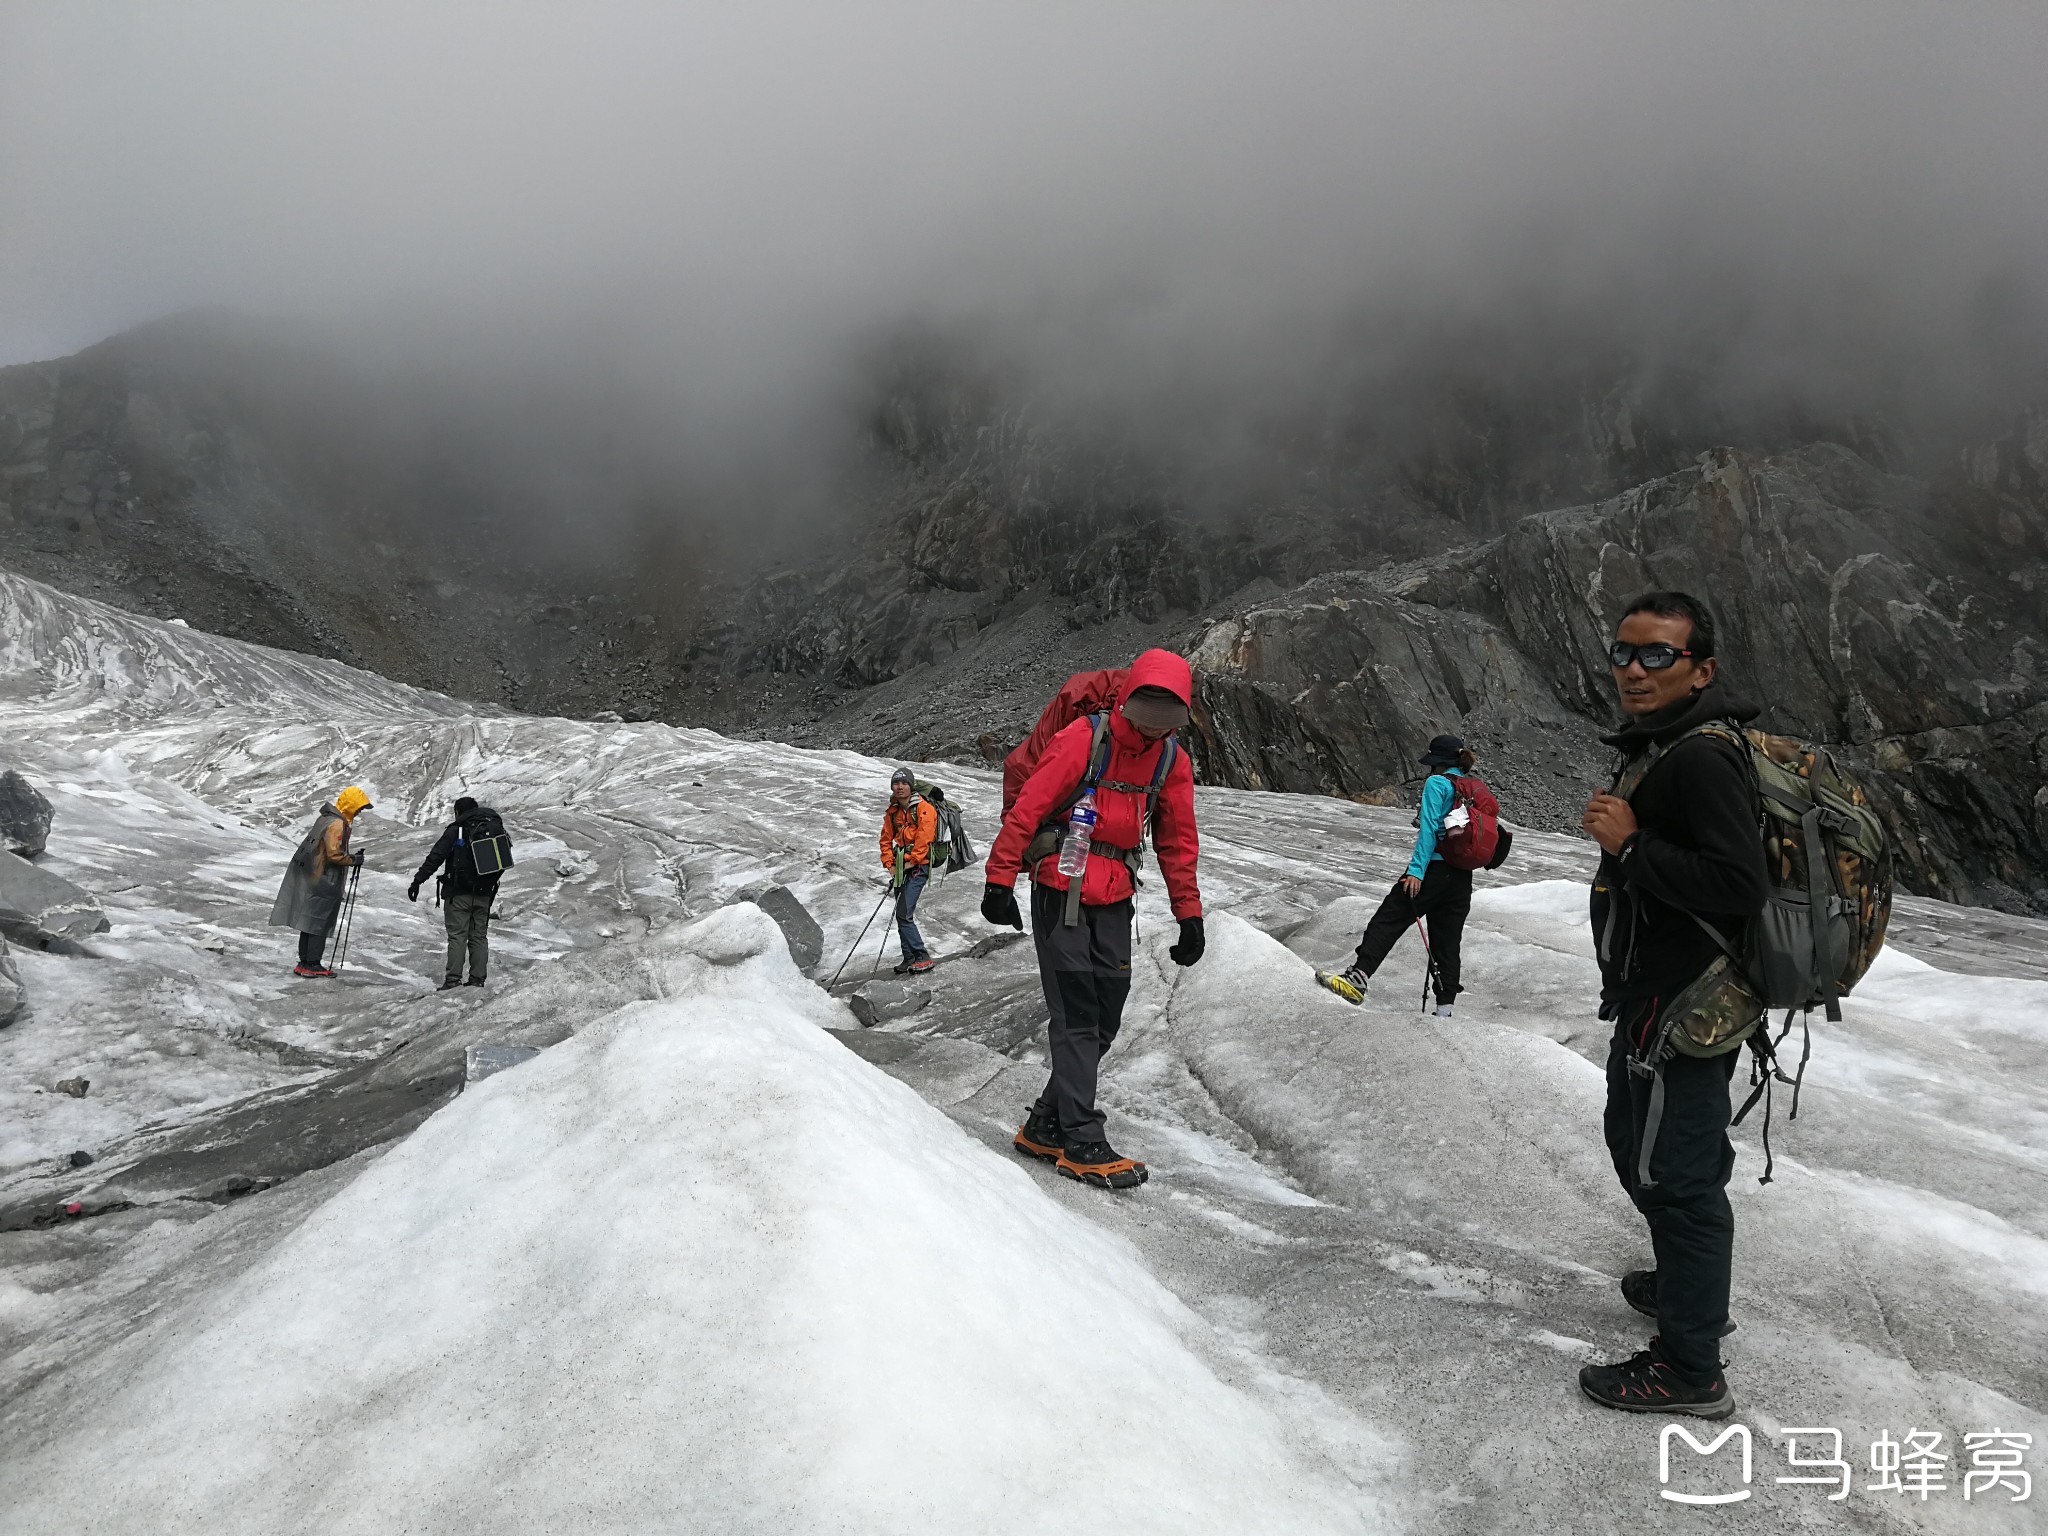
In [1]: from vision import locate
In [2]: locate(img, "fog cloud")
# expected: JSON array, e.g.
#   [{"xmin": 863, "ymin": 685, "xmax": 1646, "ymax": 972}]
[{"xmin": 5, "ymin": 1, "xmax": 2046, "ymax": 534}]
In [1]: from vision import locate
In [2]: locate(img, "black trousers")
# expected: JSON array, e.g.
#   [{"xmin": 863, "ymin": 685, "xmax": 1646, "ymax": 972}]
[
  {"xmin": 1603, "ymin": 1002, "xmax": 1739, "ymax": 1380},
  {"xmin": 1353, "ymin": 861, "xmax": 1471, "ymax": 1005},
  {"xmin": 297, "ymin": 930, "xmax": 327, "ymax": 967},
  {"xmin": 1029, "ymin": 881, "xmax": 1134, "ymax": 1147}
]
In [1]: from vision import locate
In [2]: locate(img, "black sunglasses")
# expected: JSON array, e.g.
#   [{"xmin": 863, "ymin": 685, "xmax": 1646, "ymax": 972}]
[{"xmin": 1607, "ymin": 640, "xmax": 1698, "ymax": 670}]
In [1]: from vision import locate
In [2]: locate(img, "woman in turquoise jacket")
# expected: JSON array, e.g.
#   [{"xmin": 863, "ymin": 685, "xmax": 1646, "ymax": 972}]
[{"xmin": 1322, "ymin": 735, "xmax": 1476, "ymax": 1016}]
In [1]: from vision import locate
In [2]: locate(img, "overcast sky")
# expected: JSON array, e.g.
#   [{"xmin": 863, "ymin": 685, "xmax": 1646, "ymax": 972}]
[{"xmin": 4, "ymin": 2, "xmax": 2046, "ymax": 427}]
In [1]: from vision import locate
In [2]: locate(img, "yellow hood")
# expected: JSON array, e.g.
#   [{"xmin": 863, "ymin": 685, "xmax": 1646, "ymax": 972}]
[{"xmin": 335, "ymin": 785, "xmax": 372, "ymax": 821}]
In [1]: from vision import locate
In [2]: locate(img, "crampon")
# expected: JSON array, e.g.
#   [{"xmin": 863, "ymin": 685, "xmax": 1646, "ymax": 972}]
[{"xmin": 1056, "ymin": 1140, "xmax": 1148, "ymax": 1190}]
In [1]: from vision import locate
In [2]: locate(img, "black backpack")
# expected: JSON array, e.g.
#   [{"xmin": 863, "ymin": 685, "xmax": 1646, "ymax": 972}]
[{"xmin": 459, "ymin": 808, "xmax": 514, "ymax": 879}]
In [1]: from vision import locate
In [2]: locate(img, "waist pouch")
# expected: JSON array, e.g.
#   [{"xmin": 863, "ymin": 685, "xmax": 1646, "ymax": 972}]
[
  {"xmin": 1626, "ymin": 955, "xmax": 1765, "ymax": 1188},
  {"xmin": 1660, "ymin": 954, "xmax": 1767, "ymax": 1059}
]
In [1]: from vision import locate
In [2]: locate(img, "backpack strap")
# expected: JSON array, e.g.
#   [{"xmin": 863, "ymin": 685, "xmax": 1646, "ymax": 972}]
[
  {"xmin": 1060, "ymin": 715, "xmax": 1115, "ymax": 926},
  {"xmin": 1613, "ymin": 719, "xmax": 1756, "ymax": 970},
  {"xmin": 1802, "ymin": 799, "xmax": 1842, "ymax": 1021},
  {"xmin": 1096, "ymin": 734, "xmax": 1178, "ymax": 836},
  {"xmin": 1610, "ymin": 719, "xmax": 1746, "ymax": 800},
  {"xmin": 1627, "ymin": 998, "xmax": 1672, "ymax": 1188},
  {"xmin": 1730, "ymin": 1010, "xmax": 1808, "ymax": 1185},
  {"xmin": 1052, "ymin": 713, "xmax": 1179, "ymax": 926},
  {"xmin": 1049, "ymin": 715, "xmax": 1116, "ymax": 816},
  {"xmin": 1081, "ymin": 713, "xmax": 1114, "ymax": 794}
]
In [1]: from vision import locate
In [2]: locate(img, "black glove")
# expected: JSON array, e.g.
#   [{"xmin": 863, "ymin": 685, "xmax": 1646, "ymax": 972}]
[
  {"xmin": 981, "ymin": 883, "xmax": 1023, "ymax": 930},
  {"xmin": 406, "ymin": 881, "xmax": 420, "ymax": 903},
  {"xmin": 1169, "ymin": 916, "xmax": 1205, "ymax": 967},
  {"xmin": 351, "ymin": 851, "xmax": 367, "ymax": 868}
]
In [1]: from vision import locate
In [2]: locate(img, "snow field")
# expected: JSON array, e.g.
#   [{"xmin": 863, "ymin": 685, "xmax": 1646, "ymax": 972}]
[{"xmin": 1, "ymin": 905, "xmax": 1386, "ymax": 1535}]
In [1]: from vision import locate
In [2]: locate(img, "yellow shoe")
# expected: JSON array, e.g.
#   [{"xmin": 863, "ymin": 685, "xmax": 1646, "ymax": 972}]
[{"xmin": 1317, "ymin": 967, "xmax": 1367, "ymax": 1005}]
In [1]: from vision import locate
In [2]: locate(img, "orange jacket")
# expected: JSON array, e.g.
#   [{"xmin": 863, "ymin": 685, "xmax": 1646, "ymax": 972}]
[{"xmin": 880, "ymin": 796, "xmax": 939, "ymax": 874}]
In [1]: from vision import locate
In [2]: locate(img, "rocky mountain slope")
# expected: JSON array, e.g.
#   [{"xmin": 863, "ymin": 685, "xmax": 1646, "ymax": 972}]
[{"xmin": 3, "ymin": 315, "xmax": 2043, "ymax": 909}]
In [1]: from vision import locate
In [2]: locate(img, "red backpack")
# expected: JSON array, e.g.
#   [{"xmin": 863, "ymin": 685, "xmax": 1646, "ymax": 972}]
[
  {"xmin": 1439, "ymin": 774, "xmax": 1504, "ymax": 870},
  {"xmin": 1002, "ymin": 667, "xmax": 1129, "ymax": 815}
]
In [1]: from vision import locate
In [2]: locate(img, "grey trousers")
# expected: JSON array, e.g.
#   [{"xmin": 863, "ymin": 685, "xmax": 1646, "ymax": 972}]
[
  {"xmin": 1029, "ymin": 882, "xmax": 1135, "ymax": 1146},
  {"xmin": 444, "ymin": 890, "xmax": 492, "ymax": 982}
]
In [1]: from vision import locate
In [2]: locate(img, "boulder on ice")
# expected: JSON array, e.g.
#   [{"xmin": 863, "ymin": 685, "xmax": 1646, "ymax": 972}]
[
  {"xmin": 0, "ymin": 933, "xmax": 22, "ymax": 1027},
  {"xmin": 0, "ymin": 769, "xmax": 53, "ymax": 857},
  {"xmin": 741, "ymin": 881, "xmax": 824, "ymax": 970},
  {"xmin": 0, "ymin": 850, "xmax": 108, "ymax": 951}
]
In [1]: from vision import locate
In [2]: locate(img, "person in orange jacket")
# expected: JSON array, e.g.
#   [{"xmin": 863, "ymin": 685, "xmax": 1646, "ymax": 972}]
[
  {"xmin": 981, "ymin": 648, "xmax": 1204, "ymax": 1190},
  {"xmin": 880, "ymin": 767, "xmax": 940, "ymax": 975}
]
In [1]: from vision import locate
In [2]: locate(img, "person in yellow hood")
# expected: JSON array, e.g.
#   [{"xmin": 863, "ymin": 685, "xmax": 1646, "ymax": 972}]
[{"xmin": 269, "ymin": 786, "xmax": 371, "ymax": 977}]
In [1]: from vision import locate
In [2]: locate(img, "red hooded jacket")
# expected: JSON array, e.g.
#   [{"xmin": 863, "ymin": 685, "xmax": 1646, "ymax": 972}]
[{"xmin": 985, "ymin": 649, "xmax": 1202, "ymax": 919}]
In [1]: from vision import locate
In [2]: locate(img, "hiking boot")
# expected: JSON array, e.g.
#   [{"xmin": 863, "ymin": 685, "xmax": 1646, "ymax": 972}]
[
  {"xmin": 292, "ymin": 963, "xmax": 335, "ymax": 978},
  {"xmin": 1433, "ymin": 1003, "xmax": 1454, "ymax": 1018},
  {"xmin": 1619, "ymin": 1270, "xmax": 1738, "ymax": 1336},
  {"xmin": 906, "ymin": 956, "xmax": 937, "ymax": 974},
  {"xmin": 1579, "ymin": 1341, "xmax": 1733, "ymax": 1418},
  {"xmin": 1056, "ymin": 1139, "xmax": 1149, "ymax": 1190},
  {"xmin": 892, "ymin": 959, "xmax": 915, "ymax": 975},
  {"xmin": 1318, "ymin": 966, "xmax": 1368, "ymax": 1005},
  {"xmin": 438, "ymin": 978, "xmax": 463, "ymax": 991},
  {"xmin": 465, "ymin": 977, "xmax": 486, "ymax": 988},
  {"xmin": 1013, "ymin": 1106, "xmax": 1063, "ymax": 1163}
]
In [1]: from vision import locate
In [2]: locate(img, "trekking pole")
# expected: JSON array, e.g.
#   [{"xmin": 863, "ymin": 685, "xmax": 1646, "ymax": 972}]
[
  {"xmin": 334, "ymin": 861, "xmax": 362, "ymax": 975},
  {"xmin": 827, "ymin": 886, "xmax": 893, "ymax": 990},
  {"xmin": 1406, "ymin": 888, "xmax": 1439, "ymax": 1016},
  {"xmin": 870, "ymin": 883, "xmax": 897, "ymax": 980}
]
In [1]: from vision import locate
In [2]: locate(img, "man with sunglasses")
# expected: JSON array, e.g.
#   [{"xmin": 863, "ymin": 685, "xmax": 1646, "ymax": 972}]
[{"xmin": 1577, "ymin": 591, "xmax": 1769, "ymax": 1418}]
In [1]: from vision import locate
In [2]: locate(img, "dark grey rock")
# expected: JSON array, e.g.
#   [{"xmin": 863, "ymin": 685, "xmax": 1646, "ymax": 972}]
[
  {"xmin": 0, "ymin": 935, "xmax": 21, "ymax": 1027},
  {"xmin": 68, "ymin": 1150, "xmax": 94, "ymax": 1168},
  {"xmin": 462, "ymin": 1044, "xmax": 542, "ymax": 1085},
  {"xmin": 1485, "ymin": 446, "xmax": 2048, "ymax": 908},
  {"xmin": 966, "ymin": 931, "xmax": 1028, "ymax": 960},
  {"xmin": 854, "ymin": 980, "xmax": 932, "ymax": 1022},
  {"xmin": 54, "ymin": 1077, "xmax": 89, "ymax": 1098},
  {"xmin": 1181, "ymin": 444, "xmax": 2048, "ymax": 911},
  {"xmin": 0, "ymin": 1052, "xmax": 463, "ymax": 1233},
  {"xmin": 0, "ymin": 851, "xmax": 109, "ymax": 950},
  {"xmin": 0, "ymin": 770, "xmax": 52, "ymax": 857},
  {"xmin": 1187, "ymin": 572, "xmax": 1607, "ymax": 832},
  {"xmin": 744, "ymin": 884, "xmax": 824, "ymax": 970}
]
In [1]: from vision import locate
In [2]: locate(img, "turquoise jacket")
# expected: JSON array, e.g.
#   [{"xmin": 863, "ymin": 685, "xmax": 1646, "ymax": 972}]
[{"xmin": 1406, "ymin": 769, "xmax": 1464, "ymax": 880}]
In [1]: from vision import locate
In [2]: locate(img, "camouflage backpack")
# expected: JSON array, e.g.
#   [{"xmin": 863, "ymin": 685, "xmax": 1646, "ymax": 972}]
[
  {"xmin": 912, "ymin": 781, "xmax": 976, "ymax": 875},
  {"xmin": 1615, "ymin": 723, "xmax": 1893, "ymax": 1183}
]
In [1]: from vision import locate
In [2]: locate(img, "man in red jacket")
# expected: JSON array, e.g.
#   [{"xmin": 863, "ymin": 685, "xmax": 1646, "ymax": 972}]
[{"xmin": 981, "ymin": 648, "xmax": 1205, "ymax": 1190}]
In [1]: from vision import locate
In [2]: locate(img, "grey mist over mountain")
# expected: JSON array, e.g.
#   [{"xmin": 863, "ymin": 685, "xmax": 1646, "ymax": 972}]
[{"xmin": 3, "ymin": 3, "xmax": 2047, "ymax": 910}]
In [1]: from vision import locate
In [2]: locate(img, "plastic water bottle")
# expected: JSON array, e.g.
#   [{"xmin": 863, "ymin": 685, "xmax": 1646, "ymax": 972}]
[{"xmin": 1058, "ymin": 792, "xmax": 1097, "ymax": 879}]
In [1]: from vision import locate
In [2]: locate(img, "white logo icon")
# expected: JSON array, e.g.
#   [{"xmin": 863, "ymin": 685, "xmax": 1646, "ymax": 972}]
[{"xmin": 1660, "ymin": 1424, "xmax": 1754, "ymax": 1505}]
